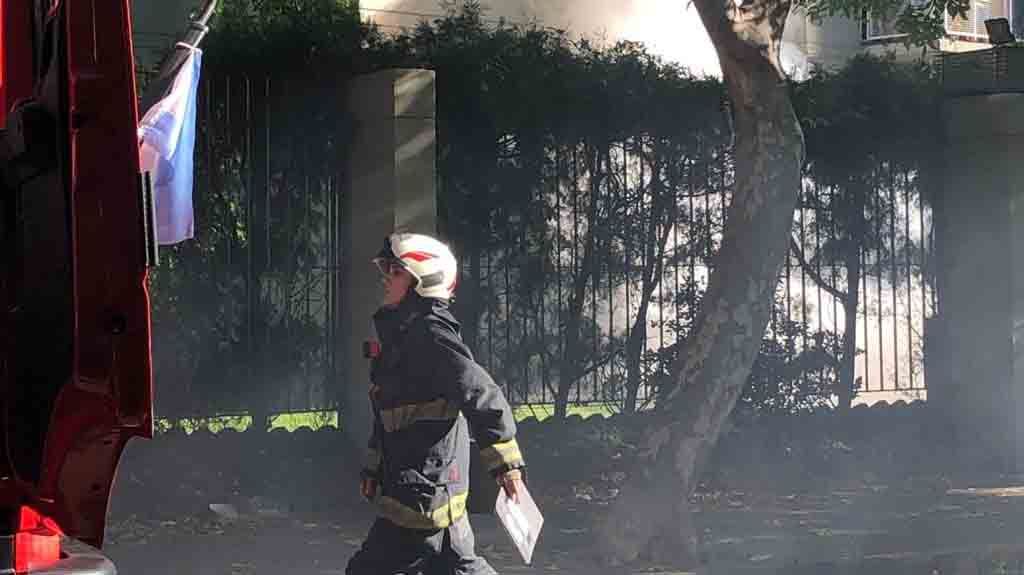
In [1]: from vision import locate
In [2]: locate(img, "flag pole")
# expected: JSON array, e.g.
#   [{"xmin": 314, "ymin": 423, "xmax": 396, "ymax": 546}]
[{"xmin": 139, "ymin": 0, "xmax": 218, "ymax": 114}]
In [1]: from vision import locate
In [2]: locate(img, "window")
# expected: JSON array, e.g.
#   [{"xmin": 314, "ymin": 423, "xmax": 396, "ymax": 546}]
[
  {"xmin": 946, "ymin": 0, "xmax": 1005, "ymax": 39},
  {"xmin": 863, "ymin": 0, "xmax": 1009, "ymax": 41},
  {"xmin": 864, "ymin": 6, "xmax": 906, "ymax": 39}
]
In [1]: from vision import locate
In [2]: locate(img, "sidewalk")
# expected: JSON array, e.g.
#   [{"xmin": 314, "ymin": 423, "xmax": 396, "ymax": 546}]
[{"xmin": 104, "ymin": 476, "xmax": 1024, "ymax": 575}]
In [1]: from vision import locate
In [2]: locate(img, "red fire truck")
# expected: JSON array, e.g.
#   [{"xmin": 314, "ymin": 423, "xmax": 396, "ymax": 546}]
[{"xmin": 0, "ymin": 0, "xmax": 158, "ymax": 571}]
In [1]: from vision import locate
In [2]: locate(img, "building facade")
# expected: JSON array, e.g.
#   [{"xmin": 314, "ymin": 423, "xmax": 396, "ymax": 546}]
[{"xmin": 785, "ymin": 0, "xmax": 1014, "ymax": 74}]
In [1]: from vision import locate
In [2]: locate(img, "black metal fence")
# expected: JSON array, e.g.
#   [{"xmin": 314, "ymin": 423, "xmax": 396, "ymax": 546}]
[
  {"xmin": 149, "ymin": 73, "xmax": 346, "ymax": 421},
  {"xmin": 448, "ymin": 141, "xmax": 934, "ymax": 411},
  {"xmin": 150, "ymin": 75, "xmax": 934, "ymax": 420}
]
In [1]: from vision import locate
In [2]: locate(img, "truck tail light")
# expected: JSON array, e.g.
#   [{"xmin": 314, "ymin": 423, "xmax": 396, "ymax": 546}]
[{"xmin": 14, "ymin": 506, "xmax": 61, "ymax": 572}]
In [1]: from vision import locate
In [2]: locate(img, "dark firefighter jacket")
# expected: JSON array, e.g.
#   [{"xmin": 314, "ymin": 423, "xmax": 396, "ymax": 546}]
[{"xmin": 362, "ymin": 295, "xmax": 525, "ymax": 531}]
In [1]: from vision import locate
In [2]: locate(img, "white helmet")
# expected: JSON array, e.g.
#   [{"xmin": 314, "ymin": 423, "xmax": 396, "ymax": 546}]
[{"xmin": 373, "ymin": 233, "xmax": 458, "ymax": 300}]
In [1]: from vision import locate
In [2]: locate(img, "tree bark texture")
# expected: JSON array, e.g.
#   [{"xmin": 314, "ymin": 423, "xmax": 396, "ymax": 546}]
[{"xmin": 596, "ymin": 0, "xmax": 804, "ymax": 566}]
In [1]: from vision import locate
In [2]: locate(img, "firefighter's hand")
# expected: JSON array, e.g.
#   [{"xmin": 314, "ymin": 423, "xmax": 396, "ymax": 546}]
[
  {"xmin": 498, "ymin": 469, "xmax": 524, "ymax": 503},
  {"xmin": 360, "ymin": 477, "xmax": 378, "ymax": 501}
]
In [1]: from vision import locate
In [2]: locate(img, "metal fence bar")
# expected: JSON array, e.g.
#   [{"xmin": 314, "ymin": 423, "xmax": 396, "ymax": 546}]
[
  {"xmin": 799, "ymin": 190, "xmax": 808, "ymax": 353},
  {"xmin": 876, "ymin": 185, "xmax": 885, "ymax": 391},
  {"xmin": 862, "ymin": 246, "xmax": 870, "ymax": 392},
  {"xmin": 814, "ymin": 185, "xmax": 823, "ymax": 362},
  {"xmin": 890, "ymin": 167, "xmax": 899, "ymax": 390},
  {"xmin": 504, "ymin": 217, "xmax": 513, "ymax": 400},
  {"xmin": 554, "ymin": 147, "xmax": 564, "ymax": 404},
  {"xmin": 830, "ymin": 186, "xmax": 839, "ymax": 359},
  {"xmin": 906, "ymin": 173, "xmax": 915, "ymax": 389},
  {"xmin": 244, "ymin": 76, "xmax": 256, "ymax": 410},
  {"xmin": 592, "ymin": 174, "xmax": 600, "ymax": 404}
]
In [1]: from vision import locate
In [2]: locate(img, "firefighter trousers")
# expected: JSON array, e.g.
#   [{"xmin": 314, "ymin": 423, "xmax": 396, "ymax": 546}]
[{"xmin": 345, "ymin": 515, "xmax": 498, "ymax": 575}]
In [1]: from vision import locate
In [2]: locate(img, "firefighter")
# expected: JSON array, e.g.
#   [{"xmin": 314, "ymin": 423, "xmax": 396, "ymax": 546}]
[{"xmin": 346, "ymin": 232, "xmax": 526, "ymax": 575}]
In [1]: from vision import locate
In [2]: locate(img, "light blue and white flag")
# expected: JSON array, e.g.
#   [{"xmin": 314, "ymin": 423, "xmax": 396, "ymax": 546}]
[{"xmin": 138, "ymin": 46, "xmax": 203, "ymax": 245}]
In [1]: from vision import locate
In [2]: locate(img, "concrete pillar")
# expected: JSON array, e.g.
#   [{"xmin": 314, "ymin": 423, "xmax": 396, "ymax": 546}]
[
  {"xmin": 341, "ymin": 69, "xmax": 437, "ymax": 450},
  {"xmin": 937, "ymin": 93, "xmax": 1024, "ymax": 467}
]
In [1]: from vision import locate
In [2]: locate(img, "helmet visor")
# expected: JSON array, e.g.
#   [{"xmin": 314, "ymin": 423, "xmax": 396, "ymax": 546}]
[
  {"xmin": 373, "ymin": 237, "xmax": 401, "ymax": 276},
  {"xmin": 373, "ymin": 257, "xmax": 405, "ymax": 277}
]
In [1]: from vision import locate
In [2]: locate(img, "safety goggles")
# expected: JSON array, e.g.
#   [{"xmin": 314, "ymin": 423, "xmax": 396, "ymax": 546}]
[{"xmin": 373, "ymin": 257, "xmax": 406, "ymax": 277}]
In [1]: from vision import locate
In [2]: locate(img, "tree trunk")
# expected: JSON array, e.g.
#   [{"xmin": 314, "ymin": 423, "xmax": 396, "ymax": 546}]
[
  {"xmin": 623, "ymin": 209, "xmax": 660, "ymax": 414},
  {"xmin": 554, "ymin": 230, "xmax": 593, "ymax": 418},
  {"xmin": 838, "ymin": 251, "xmax": 860, "ymax": 410},
  {"xmin": 623, "ymin": 230, "xmax": 672, "ymax": 414},
  {"xmin": 555, "ymin": 294, "xmax": 584, "ymax": 419},
  {"xmin": 596, "ymin": 0, "xmax": 802, "ymax": 566},
  {"xmin": 623, "ymin": 290, "xmax": 652, "ymax": 414},
  {"xmin": 837, "ymin": 185, "xmax": 868, "ymax": 410},
  {"xmin": 554, "ymin": 145, "xmax": 602, "ymax": 419},
  {"xmin": 624, "ymin": 155, "xmax": 675, "ymax": 414}
]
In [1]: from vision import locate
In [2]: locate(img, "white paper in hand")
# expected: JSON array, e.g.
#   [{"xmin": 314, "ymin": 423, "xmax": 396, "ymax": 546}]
[{"xmin": 494, "ymin": 484, "xmax": 544, "ymax": 565}]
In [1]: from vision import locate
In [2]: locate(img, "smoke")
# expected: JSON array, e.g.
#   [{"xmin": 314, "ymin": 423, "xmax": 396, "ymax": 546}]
[{"xmin": 360, "ymin": 0, "xmax": 723, "ymax": 76}]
